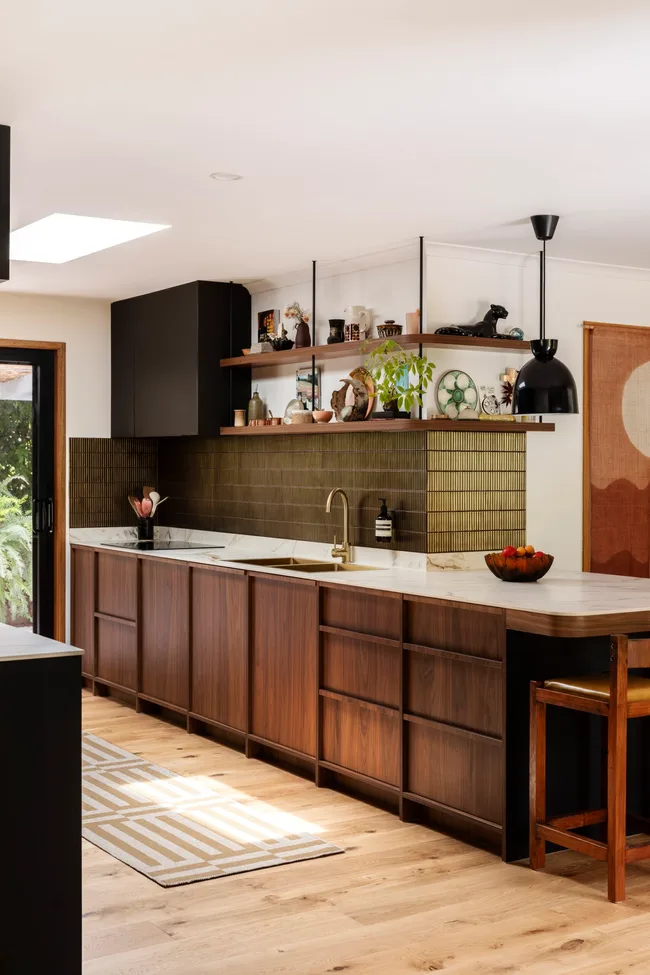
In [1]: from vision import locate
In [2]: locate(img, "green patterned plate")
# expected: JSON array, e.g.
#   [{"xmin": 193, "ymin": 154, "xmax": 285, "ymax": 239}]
[{"xmin": 436, "ymin": 370, "xmax": 478, "ymax": 418}]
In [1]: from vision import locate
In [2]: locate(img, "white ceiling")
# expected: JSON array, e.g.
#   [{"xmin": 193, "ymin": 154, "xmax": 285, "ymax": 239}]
[{"xmin": 3, "ymin": 0, "xmax": 650, "ymax": 300}]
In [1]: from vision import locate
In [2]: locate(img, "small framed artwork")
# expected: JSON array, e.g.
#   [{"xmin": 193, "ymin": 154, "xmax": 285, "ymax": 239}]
[
  {"xmin": 296, "ymin": 367, "xmax": 321, "ymax": 410},
  {"xmin": 257, "ymin": 309, "xmax": 279, "ymax": 341}
]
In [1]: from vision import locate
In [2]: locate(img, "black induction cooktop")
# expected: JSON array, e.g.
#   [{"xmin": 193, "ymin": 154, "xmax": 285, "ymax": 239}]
[{"xmin": 101, "ymin": 541, "xmax": 224, "ymax": 551}]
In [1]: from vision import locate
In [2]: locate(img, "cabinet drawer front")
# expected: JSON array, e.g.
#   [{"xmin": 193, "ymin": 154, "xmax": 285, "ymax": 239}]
[
  {"xmin": 97, "ymin": 553, "xmax": 137, "ymax": 621},
  {"xmin": 191, "ymin": 567, "xmax": 247, "ymax": 731},
  {"xmin": 407, "ymin": 650, "xmax": 503, "ymax": 738},
  {"xmin": 322, "ymin": 632, "xmax": 400, "ymax": 708},
  {"xmin": 141, "ymin": 560, "xmax": 190, "ymax": 709},
  {"xmin": 406, "ymin": 720, "xmax": 503, "ymax": 825},
  {"xmin": 96, "ymin": 618, "xmax": 137, "ymax": 690},
  {"xmin": 320, "ymin": 587, "xmax": 401, "ymax": 641},
  {"xmin": 322, "ymin": 696, "xmax": 400, "ymax": 786},
  {"xmin": 405, "ymin": 599, "xmax": 504, "ymax": 661}
]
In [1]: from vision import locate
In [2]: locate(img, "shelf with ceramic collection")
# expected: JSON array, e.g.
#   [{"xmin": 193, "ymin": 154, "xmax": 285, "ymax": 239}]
[
  {"xmin": 220, "ymin": 332, "xmax": 531, "ymax": 368},
  {"xmin": 220, "ymin": 418, "xmax": 555, "ymax": 435}
]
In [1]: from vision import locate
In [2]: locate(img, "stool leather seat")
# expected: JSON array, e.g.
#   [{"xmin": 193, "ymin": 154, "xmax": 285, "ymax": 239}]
[{"xmin": 544, "ymin": 675, "xmax": 650, "ymax": 703}]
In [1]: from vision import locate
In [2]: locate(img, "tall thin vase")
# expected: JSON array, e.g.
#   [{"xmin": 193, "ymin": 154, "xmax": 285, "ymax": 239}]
[{"xmin": 137, "ymin": 517, "xmax": 154, "ymax": 541}]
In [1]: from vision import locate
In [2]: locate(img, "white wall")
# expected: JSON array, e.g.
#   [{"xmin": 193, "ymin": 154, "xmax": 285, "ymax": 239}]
[
  {"xmin": 250, "ymin": 241, "xmax": 650, "ymax": 571},
  {"xmin": 0, "ymin": 292, "xmax": 111, "ymax": 436},
  {"xmin": 428, "ymin": 242, "xmax": 650, "ymax": 570},
  {"xmin": 250, "ymin": 249, "xmax": 422, "ymax": 419}
]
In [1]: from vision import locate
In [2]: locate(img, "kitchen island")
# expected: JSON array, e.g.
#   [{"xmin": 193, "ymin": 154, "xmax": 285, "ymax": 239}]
[
  {"xmin": 0, "ymin": 623, "xmax": 82, "ymax": 975},
  {"xmin": 71, "ymin": 532, "xmax": 650, "ymax": 863}
]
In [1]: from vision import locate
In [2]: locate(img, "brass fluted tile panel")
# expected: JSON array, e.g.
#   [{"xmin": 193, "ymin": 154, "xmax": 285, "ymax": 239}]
[
  {"xmin": 428, "ymin": 471, "xmax": 526, "ymax": 492},
  {"xmin": 428, "ymin": 529, "xmax": 526, "ymax": 552},
  {"xmin": 428, "ymin": 490, "xmax": 526, "ymax": 513},
  {"xmin": 427, "ymin": 429, "xmax": 526, "ymax": 453},
  {"xmin": 426, "ymin": 429, "xmax": 526, "ymax": 553}
]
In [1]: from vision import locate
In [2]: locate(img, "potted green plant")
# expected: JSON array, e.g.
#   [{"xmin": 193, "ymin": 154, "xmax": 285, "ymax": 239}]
[{"xmin": 363, "ymin": 340, "xmax": 435, "ymax": 418}]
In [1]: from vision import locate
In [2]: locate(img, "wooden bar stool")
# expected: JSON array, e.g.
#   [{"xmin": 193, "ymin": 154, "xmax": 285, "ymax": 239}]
[{"xmin": 530, "ymin": 634, "xmax": 650, "ymax": 902}]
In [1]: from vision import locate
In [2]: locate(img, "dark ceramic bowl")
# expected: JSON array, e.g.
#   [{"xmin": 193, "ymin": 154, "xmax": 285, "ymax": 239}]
[{"xmin": 484, "ymin": 552, "xmax": 554, "ymax": 583}]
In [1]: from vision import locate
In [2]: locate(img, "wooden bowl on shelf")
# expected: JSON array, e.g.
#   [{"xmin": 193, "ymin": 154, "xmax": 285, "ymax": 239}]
[
  {"xmin": 313, "ymin": 410, "xmax": 333, "ymax": 423},
  {"xmin": 484, "ymin": 552, "xmax": 554, "ymax": 583}
]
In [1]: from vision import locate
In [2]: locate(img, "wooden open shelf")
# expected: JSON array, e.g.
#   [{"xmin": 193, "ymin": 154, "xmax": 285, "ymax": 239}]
[
  {"xmin": 220, "ymin": 418, "xmax": 555, "ymax": 435},
  {"xmin": 221, "ymin": 332, "xmax": 530, "ymax": 368}
]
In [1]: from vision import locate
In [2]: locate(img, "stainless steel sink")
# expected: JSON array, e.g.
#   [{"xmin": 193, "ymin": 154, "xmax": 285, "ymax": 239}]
[
  {"xmin": 228, "ymin": 557, "xmax": 319, "ymax": 567},
  {"xmin": 274, "ymin": 561, "xmax": 379, "ymax": 573},
  {"xmin": 228, "ymin": 557, "xmax": 379, "ymax": 572}
]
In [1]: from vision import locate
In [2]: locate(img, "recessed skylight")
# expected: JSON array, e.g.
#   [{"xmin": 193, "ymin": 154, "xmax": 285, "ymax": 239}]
[
  {"xmin": 9, "ymin": 213, "xmax": 170, "ymax": 264},
  {"xmin": 209, "ymin": 172, "xmax": 242, "ymax": 181}
]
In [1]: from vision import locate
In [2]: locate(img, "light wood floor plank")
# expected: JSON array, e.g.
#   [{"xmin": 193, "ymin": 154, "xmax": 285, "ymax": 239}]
[{"xmin": 82, "ymin": 693, "xmax": 650, "ymax": 974}]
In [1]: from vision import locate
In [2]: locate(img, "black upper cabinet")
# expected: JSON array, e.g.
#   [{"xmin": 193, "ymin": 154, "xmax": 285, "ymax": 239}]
[
  {"xmin": 0, "ymin": 125, "xmax": 10, "ymax": 283},
  {"xmin": 111, "ymin": 281, "xmax": 251, "ymax": 437}
]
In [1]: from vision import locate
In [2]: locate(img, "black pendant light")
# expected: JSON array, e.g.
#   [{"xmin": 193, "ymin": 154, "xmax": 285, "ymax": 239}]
[{"xmin": 512, "ymin": 214, "xmax": 578, "ymax": 415}]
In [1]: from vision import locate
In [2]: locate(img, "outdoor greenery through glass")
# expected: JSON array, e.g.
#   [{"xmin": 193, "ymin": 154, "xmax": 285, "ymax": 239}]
[{"xmin": 0, "ymin": 400, "xmax": 32, "ymax": 624}]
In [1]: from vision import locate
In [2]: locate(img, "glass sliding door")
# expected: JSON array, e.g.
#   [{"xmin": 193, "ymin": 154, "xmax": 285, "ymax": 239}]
[{"xmin": 0, "ymin": 348, "xmax": 55, "ymax": 637}]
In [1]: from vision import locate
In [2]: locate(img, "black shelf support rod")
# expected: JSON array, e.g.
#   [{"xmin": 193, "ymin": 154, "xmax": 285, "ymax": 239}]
[
  {"xmin": 418, "ymin": 235, "xmax": 424, "ymax": 419},
  {"xmin": 311, "ymin": 259, "xmax": 317, "ymax": 408}
]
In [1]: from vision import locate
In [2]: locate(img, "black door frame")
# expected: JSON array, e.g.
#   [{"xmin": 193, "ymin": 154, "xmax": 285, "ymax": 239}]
[{"xmin": 0, "ymin": 340, "xmax": 65, "ymax": 639}]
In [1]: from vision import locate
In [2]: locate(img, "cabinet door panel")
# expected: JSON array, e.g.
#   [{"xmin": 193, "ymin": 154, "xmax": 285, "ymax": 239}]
[
  {"xmin": 141, "ymin": 560, "xmax": 189, "ymax": 708},
  {"xmin": 97, "ymin": 552, "xmax": 137, "ymax": 621},
  {"xmin": 191, "ymin": 567, "xmax": 246, "ymax": 730},
  {"xmin": 251, "ymin": 576, "xmax": 317, "ymax": 756},
  {"xmin": 96, "ymin": 618, "xmax": 137, "ymax": 690},
  {"xmin": 71, "ymin": 547, "xmax": 95, "ymax": 676},
  {"xmin": 132, "ymin": 284, "xmax": 198, "ymax": 437},
  {"xmin": 111, "ymin": 302, "xmax": 135, "ymax": 436}
]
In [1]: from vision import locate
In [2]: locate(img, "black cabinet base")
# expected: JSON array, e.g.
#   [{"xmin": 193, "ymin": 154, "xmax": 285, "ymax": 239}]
[{"xmin": 0, "ymin": 655, "xmax": 81, "ymax": 974}]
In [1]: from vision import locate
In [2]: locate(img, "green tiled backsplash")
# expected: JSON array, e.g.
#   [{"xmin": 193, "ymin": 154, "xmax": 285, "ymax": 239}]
[
  {"xmin": 158, "ymin": 432, "xmax": 427, "ymax": 552},
  {"xmin": 69, "ymin": 429, "xmax": 526, "ymax": 554}
]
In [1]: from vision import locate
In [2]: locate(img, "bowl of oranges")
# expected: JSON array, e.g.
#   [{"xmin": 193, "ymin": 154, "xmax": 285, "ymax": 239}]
[{"xmin": 484, "ymin": 544, "xmax": 554, "ymax": 583}]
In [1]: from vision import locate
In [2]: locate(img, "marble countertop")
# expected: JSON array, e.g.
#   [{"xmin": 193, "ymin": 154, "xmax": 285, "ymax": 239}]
[
  {"xmin": 70, "ymin": 528, "xmax": 650, "ymax": 620},
  {"xmin": 0, "ymin": 622, "xmax": 83, "ymax": 663}
]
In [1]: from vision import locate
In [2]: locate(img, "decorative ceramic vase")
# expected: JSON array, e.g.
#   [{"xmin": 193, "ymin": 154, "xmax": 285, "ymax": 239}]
[
  {"xmin": 137, "ymin": 517, "xmax": 154, "ymax": 541},
  {"xmin": 327, "ymin": 319, "xmax": 345, "ymax": 344},
  {"xmin": 247, "ymin": 390, "xmax": 266, "ymax": 423},
  {"xmin": 405, "ymin": 310, "xmax": 420, "ymax": 334},
  {"xmin": 295, "ymin": 318, "xmax": 311, "ymax": 348}
]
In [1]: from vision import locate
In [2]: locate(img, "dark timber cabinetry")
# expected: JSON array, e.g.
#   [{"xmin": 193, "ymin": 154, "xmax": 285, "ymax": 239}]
[
  {"xmin": 111, "ymin": 280, "xmax": 251, "ymax": 437},
  {"xmin": 71, "ymin": 545, "xmax": 507, "ymax": 855},
  {"xmin": 74, "ymin": 546, "xmax": 643, "ymax": 860}
]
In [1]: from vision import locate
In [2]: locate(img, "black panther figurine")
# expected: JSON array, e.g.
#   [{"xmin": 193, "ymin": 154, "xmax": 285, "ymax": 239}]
[{"xmin": 435, "ymin": 304, "xmax": 510, "ymax": 338}]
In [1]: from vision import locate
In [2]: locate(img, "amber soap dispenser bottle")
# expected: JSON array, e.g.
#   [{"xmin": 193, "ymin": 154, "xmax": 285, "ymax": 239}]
[{"xmin": 375, "ymin": 498, "xmax": 393, "ymax": 543}]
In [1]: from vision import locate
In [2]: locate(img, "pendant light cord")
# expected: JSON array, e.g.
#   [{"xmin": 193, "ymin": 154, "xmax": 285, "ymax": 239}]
[{"xmin": 540, "ymin": 239, "xmax": 546, "ymax": 342}]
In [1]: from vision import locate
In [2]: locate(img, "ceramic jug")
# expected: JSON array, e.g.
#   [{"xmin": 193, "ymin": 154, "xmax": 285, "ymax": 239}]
[{"xmin": 345, "ymin": 305, "xmax": 368, "ymax": 328}]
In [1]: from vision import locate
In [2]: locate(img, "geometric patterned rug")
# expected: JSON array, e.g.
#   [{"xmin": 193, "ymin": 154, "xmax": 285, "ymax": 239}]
[{"xmin": 82, "ymin": 733, "xmax": 343, "ymax": 887}]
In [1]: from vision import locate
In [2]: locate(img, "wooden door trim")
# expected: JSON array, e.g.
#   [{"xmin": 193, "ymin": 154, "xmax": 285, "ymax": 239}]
[
  {"xmin": 582, "ymin": 323, "xmax": 593, "ymax": 571},
  {"xmin": 582, "ymin": 320, "xmax": 650, "ymax": 575},
  {"xmin": 0, "ymin": 339, "xmax": 66, "ymax": 641}
]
